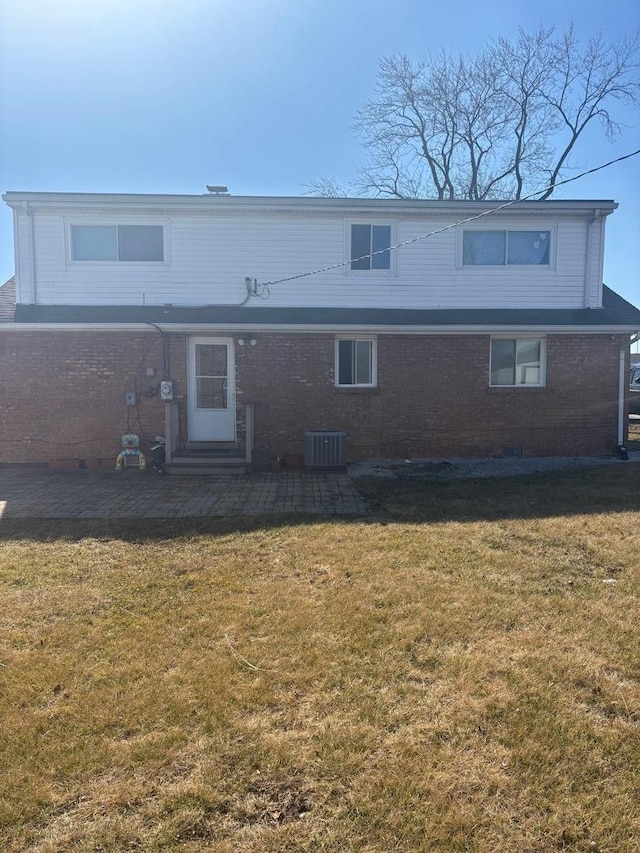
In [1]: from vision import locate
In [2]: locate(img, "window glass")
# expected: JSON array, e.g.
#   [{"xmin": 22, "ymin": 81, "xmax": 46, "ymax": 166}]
[
  {"xmin": 196, "ymin": 343, "xmax": 227, "ymax": 377},
  {"xmin": 338, "ymin": 339, "xmax": 355, "ymax": 384},
  {"xmin": 355, "ymin": 339, "xmax": 372, "ymax": 384},
  {"xmin": 515, "ymin": 339, "xmax": 541, "ymax": 384},
  {"xmin": 464, "ymin": 230, "xmax": 551, "ymax": 265},
  {"xmin": 118, "ymin": 225, "xmax": 164, "ymax": 261},
  {"xmin": 350, "ymin": 224, "xmax": 391, "ymax": 270},
  {"xmin": 490, "ymin": 339, "xmax": 516, "ymax": 385},
  {"xmin": 491, "ymin": 338, "xmax": 543, "ymax": 386},
  {"xmin": 508, "ymin": 231, "xmax": 550, "ymax": 265},
  {"xmin": 337, "ymin": 339, "xmax": 375, "ymax": 386},
  {"xmin": 350, "ymin": 225, "xmax": 372, "ymax": 270},
  {"xmin": 72, "ymin": 224, "xmax": 163, "ymax": 261},
  {"xmin": 196, "ymin": 378, "xmax": 227, "ymax": 409},
  {"xmin": 72, "ymin": 225, "xmax": 117, "ymax": 260},
  {"xmin": 371, "ymin": 225, "xmax": 391, "ymax": 270},
  {"xmin": 463, "ymin": 231, "xmax": 506, "ymax": 265}
]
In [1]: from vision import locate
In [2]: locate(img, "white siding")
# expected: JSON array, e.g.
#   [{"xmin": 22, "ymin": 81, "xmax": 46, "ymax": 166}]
[
  {"xmin": 24, "ymin": 206, "xmax": 599, "ymax": 310},
  {"xmin": 13, "ymin": 208, "xmax": 35, "ymax": 303}
]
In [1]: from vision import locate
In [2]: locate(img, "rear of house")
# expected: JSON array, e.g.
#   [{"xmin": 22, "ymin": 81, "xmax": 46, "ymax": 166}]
[{"xmin": 2, "ymin": 191, "xmax": 639, "ymax": 469}]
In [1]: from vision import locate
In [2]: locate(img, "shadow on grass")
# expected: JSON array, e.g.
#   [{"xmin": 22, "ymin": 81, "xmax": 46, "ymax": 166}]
[
  {"xmin": 1, "ymin": 463, "xmax": 640, "ymax": 542},
  {"xmin": 355, "ymin": 462, "xmax": 640, "ymax": 524}
]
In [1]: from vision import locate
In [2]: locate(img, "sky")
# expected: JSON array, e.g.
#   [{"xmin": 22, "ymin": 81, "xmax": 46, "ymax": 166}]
[{"xmin": 1, "ymin": 0, "xmax": 639, "ymax": 308}]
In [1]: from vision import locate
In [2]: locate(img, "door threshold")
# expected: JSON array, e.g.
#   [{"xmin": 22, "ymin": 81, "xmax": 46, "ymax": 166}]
[{"xmin": 187, "ymin": 441, "xmax": 239, "ymax": 450}]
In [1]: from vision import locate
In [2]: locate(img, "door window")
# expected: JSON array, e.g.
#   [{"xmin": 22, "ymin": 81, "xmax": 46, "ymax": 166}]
[{"xmin": 195, "ymin": 344, "xmax": 228, "ymax": 409}]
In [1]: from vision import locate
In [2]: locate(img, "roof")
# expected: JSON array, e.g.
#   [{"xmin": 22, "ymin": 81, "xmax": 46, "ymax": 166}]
[
  {"xmin": 10, "ymin": 286, "xmax": 640, "ymax": 333},
  {"xmin": 2, "ymin": 191, "xmax": 618, "ymax": 217},
  {"xmin": 0, "ymin": 276, "xmax": 16, "ymax": 322}
]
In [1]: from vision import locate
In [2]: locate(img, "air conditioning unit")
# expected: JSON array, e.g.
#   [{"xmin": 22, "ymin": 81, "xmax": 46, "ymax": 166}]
[{"xmin": 304, "ymin": 430, "xmax": 347, "ymax": 469}]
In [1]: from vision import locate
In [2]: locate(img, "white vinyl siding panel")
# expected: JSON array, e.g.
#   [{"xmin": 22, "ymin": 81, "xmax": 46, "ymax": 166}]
[
  {"xmin": 13, "ymin": 209, "xmax": 35, "ymax": 303},
  {"xmin": 27, "ymin": 209, "xmax": 595, "ymax": 310}
]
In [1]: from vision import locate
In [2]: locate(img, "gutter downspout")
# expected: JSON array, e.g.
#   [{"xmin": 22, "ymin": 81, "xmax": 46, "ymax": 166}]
[
  {"xmin": 584, "ymin": 208, "xmax": 601, "ymax": 308},
  {"xmin": 617, "ymin": 345, "xmax": 627, "ymax": 456},
  {"xmin": 27, "ymin": 202, "xmax": 37, "ymax": 304}
]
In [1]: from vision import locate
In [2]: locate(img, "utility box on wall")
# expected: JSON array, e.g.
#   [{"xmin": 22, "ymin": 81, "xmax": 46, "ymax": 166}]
[
  {"xmin": 160, "ymin": 380, "xmax": 174, "ymax": 401},
  {"xmin": 304, "ymin": 430, "xmax": 347, "ymax": 469}
]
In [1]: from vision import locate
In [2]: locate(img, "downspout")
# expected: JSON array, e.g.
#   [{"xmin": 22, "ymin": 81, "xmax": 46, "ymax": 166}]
[
  {"xmin": 27, "ymin": 202, "xmax": 37, "ymax": 304},
  {"xmin": 584, "ymin": 208, "xmax": 601, "ymax": 308},
  {"xmin": 617, "ymin": 344, "xmax": 627, "ymax": 458}
]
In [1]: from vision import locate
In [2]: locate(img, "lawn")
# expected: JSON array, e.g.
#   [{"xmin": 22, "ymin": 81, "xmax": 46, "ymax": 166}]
[{"xmin": 1, "ymin": 465, "xmax": 639, "ymax": 852}]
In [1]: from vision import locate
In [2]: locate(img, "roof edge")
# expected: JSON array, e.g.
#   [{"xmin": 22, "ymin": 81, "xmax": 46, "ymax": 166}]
[{"xmin": 2, "ymin": 192, "xmax": 618, "ymax": 216}]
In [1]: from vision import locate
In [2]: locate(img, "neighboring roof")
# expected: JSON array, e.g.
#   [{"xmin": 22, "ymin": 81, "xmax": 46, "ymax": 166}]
[
  {"xmin": 2, "ymin": 191, "xmax": 618, "ymax": 218},
  {"xmin": 0, "ymin": 276, "xmax": 16, "ymax": 322},
  {"xmin": 10, "ymin": 286, "xmax": 640, "ymax": 333}
]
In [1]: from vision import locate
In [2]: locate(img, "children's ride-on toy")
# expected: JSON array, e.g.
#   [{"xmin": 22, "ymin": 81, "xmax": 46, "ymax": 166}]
[{"xmin": 115, "ymin": 434, "xmax": 146, "ymax": 471}]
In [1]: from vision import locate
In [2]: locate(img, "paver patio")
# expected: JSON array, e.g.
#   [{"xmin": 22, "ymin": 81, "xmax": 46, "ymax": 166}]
[{"xmin": 0, "ymin": 469, "xmax": 367, "ymax": 520}]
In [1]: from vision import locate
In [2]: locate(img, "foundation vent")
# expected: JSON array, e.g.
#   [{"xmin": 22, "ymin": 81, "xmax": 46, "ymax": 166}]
[
  {"xmin": 502, "ymin": 446, "xmax": 524, "ymax": 458},
  {"xmin": 304, "ymin": 430, "xmax": 347, "ymax": 469}
]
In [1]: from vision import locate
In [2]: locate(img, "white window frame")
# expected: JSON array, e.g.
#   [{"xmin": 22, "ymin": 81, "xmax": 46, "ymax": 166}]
[
  {"xmin": 67, "ymin": 220, "xmax": 169, "ymax": 264},
  {"xmin": 489, "ymin": 337, "xmax": 546, "ymax": 388},
  {"xmin": 335, "ymin": 336, "xmax": 378, "ymax": 388},
  {"xmin": 345, "ymin": 221, "xmax": 396, "ymax": 275},
  {"xmin": 459, "ymin": 228, "xmax": 555, "ymax": 268}
]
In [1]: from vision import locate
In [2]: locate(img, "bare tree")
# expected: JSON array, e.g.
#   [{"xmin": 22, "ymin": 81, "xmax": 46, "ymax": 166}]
[
  {"xmin": 303, "ymin": 177, "xmax": 350, "ymax": 198},
  {"xmin": 309, "ymin": 26, "xmax": 639, "ymax": 200}
]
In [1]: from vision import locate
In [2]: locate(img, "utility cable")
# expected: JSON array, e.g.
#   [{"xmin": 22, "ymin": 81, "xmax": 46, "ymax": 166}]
[{"xmin": 259, "ymin": 148, "xmax": 640, "ymax": 290}]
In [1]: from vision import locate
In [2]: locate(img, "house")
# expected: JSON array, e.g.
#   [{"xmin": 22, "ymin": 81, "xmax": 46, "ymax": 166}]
[{"xmin": 1, "ymin": 191, "xmax": 640, "ymax": 469}]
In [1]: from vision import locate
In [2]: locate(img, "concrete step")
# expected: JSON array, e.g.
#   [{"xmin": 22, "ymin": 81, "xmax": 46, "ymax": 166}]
[
  {"xmin": 184, "ymin": 442, "xmax": 240, "ymax": 452},
  {"xmin": 170, "ymin": 455, "xmax": 247, "ymax": 465},
  {"xmin": 166, "ymin": 466, "xmax": 249, "ymax": 476},
  {"xmin": 167, "ymin": 455, "xmax": 249, "ymax": 475}
]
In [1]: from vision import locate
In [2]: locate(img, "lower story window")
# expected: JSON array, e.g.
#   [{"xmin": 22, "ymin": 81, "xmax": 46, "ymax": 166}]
[
  {"xmin": 336, "ymin": 338, "xmax": 377, "ymax": 387},
  {"xmin": 490, "ymin": 338, "xmax": 544, "ymax": 386}
]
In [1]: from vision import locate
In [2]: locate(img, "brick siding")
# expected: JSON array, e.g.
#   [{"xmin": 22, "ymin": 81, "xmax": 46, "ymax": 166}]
[{"xmin": 0, "ymin": 330, "xmax": 628, "ymax": 465}]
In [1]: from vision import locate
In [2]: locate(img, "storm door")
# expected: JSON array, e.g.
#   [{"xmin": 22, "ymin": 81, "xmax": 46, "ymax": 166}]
[{"xmin": 187, "ymin": 338, "xmax": 235, "ymax": 441}]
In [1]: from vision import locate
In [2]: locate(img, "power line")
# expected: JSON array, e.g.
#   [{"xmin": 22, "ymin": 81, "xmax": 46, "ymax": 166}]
[{"xmin": 259, "ymin": 148, "xmax": 640, "ymax": 290}]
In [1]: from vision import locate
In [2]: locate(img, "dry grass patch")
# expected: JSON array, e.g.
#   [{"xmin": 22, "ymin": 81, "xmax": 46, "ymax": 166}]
[{"xmin": 1, "ymin": 465, "xmax": 639, "ymax": 851}]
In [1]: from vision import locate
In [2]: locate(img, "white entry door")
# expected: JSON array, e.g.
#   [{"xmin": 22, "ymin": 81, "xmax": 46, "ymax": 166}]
[{"xmin": 187, "ymin": 337, "xmax": 236, "ymax": 442}]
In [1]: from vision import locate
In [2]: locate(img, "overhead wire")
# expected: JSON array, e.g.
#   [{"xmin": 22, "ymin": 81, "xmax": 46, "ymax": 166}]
[{"xmin": 258, "ymin": 148, "xmax": 640, "ymax": 291}]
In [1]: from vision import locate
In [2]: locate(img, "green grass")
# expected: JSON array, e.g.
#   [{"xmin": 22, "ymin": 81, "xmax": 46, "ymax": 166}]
[{"xmin": 1, "ymin": 465, "xmax": 639, "ymax": 851}]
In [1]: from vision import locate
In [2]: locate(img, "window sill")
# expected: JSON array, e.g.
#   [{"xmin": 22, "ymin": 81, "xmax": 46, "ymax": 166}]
[
  {"xmin": 488, "ymin": 385, "xmax": 547, "ymax": 391},
  {"xmin": 333, "ymin": 386, "xmax": 380, "ymax": 394}
]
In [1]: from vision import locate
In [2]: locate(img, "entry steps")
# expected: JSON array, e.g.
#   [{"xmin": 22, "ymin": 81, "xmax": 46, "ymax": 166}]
[{"xmin": 167, "ymin": 443, "xmax": 250, "ymax": 474}]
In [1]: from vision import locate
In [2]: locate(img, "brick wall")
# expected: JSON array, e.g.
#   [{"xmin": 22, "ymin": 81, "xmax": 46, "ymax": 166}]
[
  {"xmin": 236, "ymin": 333, "xmax": 626, "ymax": 459},
  {"xmin": 0, "ymin": 331, "xmax": 166, "ymax": 465},
  {"xmin": 0, "ymin": 329, "xmax": 628, "ymax": 464}
]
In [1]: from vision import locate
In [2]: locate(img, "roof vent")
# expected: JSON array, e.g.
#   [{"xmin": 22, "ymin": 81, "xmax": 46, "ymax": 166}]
[{"xmin": 206, "ymin": 185, "xmax": 229, "ymax": 195}]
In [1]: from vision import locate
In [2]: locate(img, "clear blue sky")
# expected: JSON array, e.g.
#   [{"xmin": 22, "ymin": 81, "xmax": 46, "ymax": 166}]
[{"xmin": 1, "ymin": 0, "xmax": 638, "ymax": 305}]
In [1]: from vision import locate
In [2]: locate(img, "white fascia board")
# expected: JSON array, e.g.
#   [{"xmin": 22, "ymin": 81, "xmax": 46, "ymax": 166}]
[
  {"xmin": 3, "ymin": 323, "xmax": 638, "ymax": 334},
  {"xmin": 2, "ymin": 192, "xmax": 618, "ymax": 218}
]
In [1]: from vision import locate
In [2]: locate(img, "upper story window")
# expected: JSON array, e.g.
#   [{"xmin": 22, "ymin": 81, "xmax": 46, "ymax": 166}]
[
  {"xmin": 71, "ymin": 225, "xmax": 164, "ymax": 262},
  {"xmin": 463, "ymin": 230, "xmax": 550, "ymax": 266},
  {"xmin": 490, "ymin": 338, "xmax": 545, "ymax": 387},
  {"xmin": 350, "ymin": 224, "xmax": 392, "ymax": 271}
]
